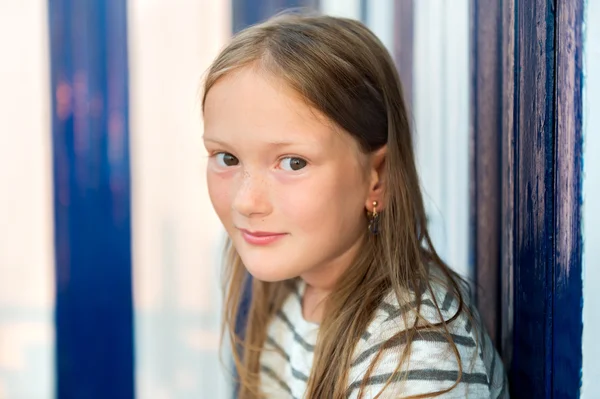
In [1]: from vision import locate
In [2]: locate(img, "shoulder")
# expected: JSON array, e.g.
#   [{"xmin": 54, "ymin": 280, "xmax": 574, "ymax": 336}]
[{"xmin": 347, "ymin": 271, "xmax": 507, "ymax": 398}]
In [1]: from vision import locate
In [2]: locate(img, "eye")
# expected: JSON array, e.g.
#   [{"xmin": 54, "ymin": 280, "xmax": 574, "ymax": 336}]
[
  {"xmin": 279, "ymin": 157, "xmax": 307, "ymax": 171},
  {"xmin": 215, "ymin": 152, "xmax": 239, "ymax": 167}
]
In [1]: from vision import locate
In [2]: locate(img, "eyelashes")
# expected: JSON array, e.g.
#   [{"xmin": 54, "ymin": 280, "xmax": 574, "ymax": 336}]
[
  {"xmin": 212, "ymin": 152, "xmax": 309, "ymax": 172},
  {"xmin": 279, "ymin": 157, "xmax": 307, "ymax": 171},
  {"xmin": 215, "ymin": 152, "xmax": 239, "ymax": 167}
]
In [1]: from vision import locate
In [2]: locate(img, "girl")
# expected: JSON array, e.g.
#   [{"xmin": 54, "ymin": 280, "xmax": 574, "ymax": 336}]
[{"xmin": 202, "ymin": 11, "xmax": 507, "ymax": 399}]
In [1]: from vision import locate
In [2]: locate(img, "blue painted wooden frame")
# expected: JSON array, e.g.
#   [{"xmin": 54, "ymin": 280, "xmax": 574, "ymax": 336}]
[
  {"xmin": 470, "ymin": 0, "xmax": 503, "ymax": 347},
  {"xmin": 471, "ymin": 0, "xmax": 583, "ymax": 398},
  {"xmin": 508, "ymin": 0, "xmax": 584, "ymax": 396},
  {"xmin": 48, "ymin": 1, "xmax": 135, "ymax": 398},
  {"xmin": 473, "ymin": 0, "xmax": 584, "ymax": 397},
  {"xmin": 393, "ymin": 0, "xmax": 414, "ymax": 111},
  {"xmin": 509, "ymin": 2, "xmax": 558, "ymax": 394},
  {"xmin": 553, "ymin": 1, "xmax": 584, "ymax": 396}
]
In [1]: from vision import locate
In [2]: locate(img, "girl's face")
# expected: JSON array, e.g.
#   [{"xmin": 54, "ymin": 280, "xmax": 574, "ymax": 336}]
[{"xmin": 203, "ymin": 67, "xmax": 376, "ymax": 286}]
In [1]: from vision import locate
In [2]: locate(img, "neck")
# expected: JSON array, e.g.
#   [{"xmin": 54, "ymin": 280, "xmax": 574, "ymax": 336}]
[
  {"xmin": 299, "ymin": 234, "xmax": 366, "ymax": 323},
  {"xmin": 301, "ymin": 284, "xmax": 329, "ymax": 323}
]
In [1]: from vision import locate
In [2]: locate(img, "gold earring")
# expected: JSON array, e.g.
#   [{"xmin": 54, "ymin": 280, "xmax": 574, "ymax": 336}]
[{"xmin": 369, "ymin": 201, "xmax": 379, "ymax": 234}]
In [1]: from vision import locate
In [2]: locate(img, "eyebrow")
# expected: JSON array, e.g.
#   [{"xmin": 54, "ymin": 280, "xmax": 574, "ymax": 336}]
[{"xmin": 202, "ymin": 137, "xmax": 309, "ymax": 148}]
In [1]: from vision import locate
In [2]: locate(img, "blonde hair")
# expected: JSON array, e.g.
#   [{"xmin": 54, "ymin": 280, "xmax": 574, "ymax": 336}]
[{"xmin": 202, "ymin": 11, "xmax": 472, "ymax": 399}]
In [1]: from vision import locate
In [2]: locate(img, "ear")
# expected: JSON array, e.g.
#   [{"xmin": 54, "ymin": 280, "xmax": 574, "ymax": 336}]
[{"xmin": 365, "ymin": 146, "xmax": 387, "ymax": 211}]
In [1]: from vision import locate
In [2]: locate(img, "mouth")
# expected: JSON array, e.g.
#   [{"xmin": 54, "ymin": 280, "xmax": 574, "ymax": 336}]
[{"xmin": 238, "ymin": 228, "xmax": 287, "ymax": 246}]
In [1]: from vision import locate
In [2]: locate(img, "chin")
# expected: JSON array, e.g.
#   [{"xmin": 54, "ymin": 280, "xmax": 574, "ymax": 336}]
[{"xmin": 241, "ymin": 256, "xmax": 298, "ymax": 282}]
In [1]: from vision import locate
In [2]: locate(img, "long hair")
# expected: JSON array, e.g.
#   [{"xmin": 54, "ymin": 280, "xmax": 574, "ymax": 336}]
[{"xmin": 202, "ymin": 12, "xmax": 473, "ymax": 399}]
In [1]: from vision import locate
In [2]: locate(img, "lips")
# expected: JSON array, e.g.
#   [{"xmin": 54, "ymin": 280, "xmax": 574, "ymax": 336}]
[{"xmin": 239, "ymin": 228, "xmax": 287, "ymax": 246}]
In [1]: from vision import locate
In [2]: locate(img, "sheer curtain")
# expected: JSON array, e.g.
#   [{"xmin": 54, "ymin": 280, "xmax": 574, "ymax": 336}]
[
  {"xmin": 583, "ymin": 1, "xmax": 600, "ymax": 397},
  {"xmin": 413, "ymin": 0, "xmax": 470, "ymax": 279},
  {"xmin": 0, "ymin": 2, "xmax": 54, "ymax": 399},
  {"xmin": 128, "ymin": 1, "xmax": 232, "ymax": 398}
]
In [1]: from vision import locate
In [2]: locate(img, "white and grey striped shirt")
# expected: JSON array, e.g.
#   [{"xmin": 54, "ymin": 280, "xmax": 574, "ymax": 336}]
[{"xmin": 259, "ymin": 277, "xmax": 508, "ymax": 398}]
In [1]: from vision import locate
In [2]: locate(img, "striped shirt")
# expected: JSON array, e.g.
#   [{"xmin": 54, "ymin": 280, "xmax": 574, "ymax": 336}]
[{"xmin": 259, "ymin": 277, "xmax": 508, "ymax": 398}]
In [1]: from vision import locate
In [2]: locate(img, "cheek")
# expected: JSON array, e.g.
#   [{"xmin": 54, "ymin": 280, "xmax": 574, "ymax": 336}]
[
  {"xmin": 207, "ymin": 172, "xmax": 233, "ymax": 223},
  {"xmin": 277, "ymin": 169, "xmax": 366, "ymax": 234}
]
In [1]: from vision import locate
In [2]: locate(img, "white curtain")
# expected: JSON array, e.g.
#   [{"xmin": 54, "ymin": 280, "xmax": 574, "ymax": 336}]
[
  {"xmin": 413, "ymin": 0, "xmax": 470, "ymax": 280},
  {"xmin": 583, "ymin": 1, "xmax": 600, "ymax": 398},
  {"xmin": 364, "ymin": 0, "xmax": 395, "ymax": 53},
  {"xmin": 128, "ymin": 1, "xmax": 232, "ymax": 398},
  {"xmin": 319, "ymin": 0, "xmax": 361, "ymax": 19},
  {"xmin": 0, "ymin": 2, "xmax": 55, "ymax": 398}
]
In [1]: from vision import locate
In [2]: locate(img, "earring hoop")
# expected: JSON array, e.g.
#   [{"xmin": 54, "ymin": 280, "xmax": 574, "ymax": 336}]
[{"xmin": 368, "ymin": 201, "xmax": 380, "ymax": 235}]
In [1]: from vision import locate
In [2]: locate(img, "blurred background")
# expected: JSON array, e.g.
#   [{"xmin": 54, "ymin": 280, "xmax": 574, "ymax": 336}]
[{"xmin": 0, "ymin": 0, "xmax": 597, "ymax": 398}]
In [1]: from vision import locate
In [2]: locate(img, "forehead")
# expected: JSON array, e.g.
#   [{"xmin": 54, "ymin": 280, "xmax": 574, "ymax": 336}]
[{"xmin": 203, "ymin": 67, "xmax": 350, "ymax": 149}]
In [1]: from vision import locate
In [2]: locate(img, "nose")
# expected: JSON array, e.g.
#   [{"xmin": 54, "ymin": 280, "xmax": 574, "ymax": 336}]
[{"xmin": 232, "ymin": 169, "xmax": 272, "ymax": 218}]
